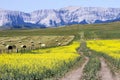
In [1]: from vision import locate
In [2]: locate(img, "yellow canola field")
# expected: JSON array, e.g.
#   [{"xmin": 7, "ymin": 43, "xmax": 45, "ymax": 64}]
[
  {"xmin": 32, "ymin": 41, "xmax": 79, "ymax": 54},
  {"xmin": 87, "ymin": 40, "xmax": 120, "ymax": 59},
  {"xmin": 0, "ymin": 42, "xmax": 80, "ymax": 79}
]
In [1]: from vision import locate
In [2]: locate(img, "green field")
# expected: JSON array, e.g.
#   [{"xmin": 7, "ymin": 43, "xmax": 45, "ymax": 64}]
[{"xmin": 0, "ymin": 22, "xmax": 120, "ymax": 40}]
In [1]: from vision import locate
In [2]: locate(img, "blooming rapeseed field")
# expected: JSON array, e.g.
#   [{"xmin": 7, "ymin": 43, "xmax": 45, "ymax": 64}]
[
  {"xmin": 0, "ymin": 42, "xmax": 80, "ymax": 80},
  {"xmin": 87, "ymin": 40, "xmax": 120, "ymax": 59},
  {"xmin": 87, "ymin": 39, "xmax": 120, "ymax": 69}
]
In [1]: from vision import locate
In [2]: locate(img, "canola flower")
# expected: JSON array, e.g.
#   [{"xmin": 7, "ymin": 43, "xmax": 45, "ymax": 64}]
[
  {"xmin": 0, "ymin": 41, "xmax": 80, "ymax": 80},
  {"xmin": 32, "ymin": 41, "xmax": 79, "ymax": 54},
  {"xmin": 87, "ymin": 39, "xmax": 120, "ymax": 59},
  {"xmin": 87, "ymin": 39, "xmax": 120, "ymax": 69}
]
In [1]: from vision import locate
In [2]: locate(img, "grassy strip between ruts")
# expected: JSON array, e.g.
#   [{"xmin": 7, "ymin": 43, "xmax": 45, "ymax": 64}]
[{"xmin": 79, "ymin": 41, "xmax": 101, "ymax": 80}]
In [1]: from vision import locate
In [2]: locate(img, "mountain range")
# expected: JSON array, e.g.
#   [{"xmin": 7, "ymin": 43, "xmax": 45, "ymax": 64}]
[{"xmin": 0, "ymin": 6, "xmax": 120, "ymax": 29}]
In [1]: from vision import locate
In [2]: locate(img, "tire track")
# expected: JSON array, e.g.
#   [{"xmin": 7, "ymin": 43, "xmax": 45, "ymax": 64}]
[
  {"xmin": 60, "ymin": 57, "xmax": 89, "ymax": 80},
  {"xmin": 99, "ymin": 58, "xmax": 116, "ymax": 80}
]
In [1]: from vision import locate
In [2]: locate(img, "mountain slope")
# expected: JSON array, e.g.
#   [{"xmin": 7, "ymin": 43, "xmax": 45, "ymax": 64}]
[{"xmin": 0, "ymin": 6, "xmax": 120, "ymax": 29}]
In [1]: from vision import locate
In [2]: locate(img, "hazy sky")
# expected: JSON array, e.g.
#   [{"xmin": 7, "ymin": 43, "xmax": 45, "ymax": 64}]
[{"xmin": 0, "ymin": 0, "xmax": 120, "ymax": 12}]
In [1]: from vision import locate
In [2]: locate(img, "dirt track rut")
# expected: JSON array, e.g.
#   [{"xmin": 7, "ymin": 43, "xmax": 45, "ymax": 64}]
[
  {"xmin": 99, "ymin": 58, "xmax": 119, "ymax": 80},
  {"xmin": 60, "ymin": 57, "xmax": 89, "ymax": 80}
]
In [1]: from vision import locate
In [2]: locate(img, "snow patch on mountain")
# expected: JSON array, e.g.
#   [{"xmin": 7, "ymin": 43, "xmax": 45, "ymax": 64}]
[{"xmin": 0, "ymin": 6, "xmax": 120, "ymax": 29}]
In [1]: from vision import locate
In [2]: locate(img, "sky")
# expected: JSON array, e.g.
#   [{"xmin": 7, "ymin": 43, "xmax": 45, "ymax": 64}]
[{"xmin": 0, "ymin": 0, "xmax": 120, "ymax": 12}]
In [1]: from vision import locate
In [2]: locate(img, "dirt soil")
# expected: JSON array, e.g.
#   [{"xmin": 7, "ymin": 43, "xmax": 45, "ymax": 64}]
[
  {"xmin": 60, "ymin": 57, "xmax": 89, "ymax": 80},
  {"xmin": 99, "ymin": 58, "xmax": 120, "ymax": 80}
]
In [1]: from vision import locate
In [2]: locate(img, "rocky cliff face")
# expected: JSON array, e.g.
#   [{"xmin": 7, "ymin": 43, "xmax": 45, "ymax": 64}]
[{"xmin": 0, "ymin": 6, "xmax": 120, "ymax": 29}]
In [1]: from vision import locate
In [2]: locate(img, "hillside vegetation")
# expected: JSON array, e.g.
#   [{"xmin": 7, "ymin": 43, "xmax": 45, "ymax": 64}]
[{"xmin": 0, "ymin": 22, "xmax": 120, "ymax": 40}]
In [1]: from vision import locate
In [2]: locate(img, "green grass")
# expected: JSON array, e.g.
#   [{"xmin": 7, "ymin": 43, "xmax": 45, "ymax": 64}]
[
  {"xmin": 0, "ymin": 22, "xmax": 120, "ymax": 40},
  {"xmin": 81, "ymin": 57, "xmax": 101, "ymax": 80},
  {"xmin": 80, "ymin": 41, "xmax": 101, "ymax": 80}
]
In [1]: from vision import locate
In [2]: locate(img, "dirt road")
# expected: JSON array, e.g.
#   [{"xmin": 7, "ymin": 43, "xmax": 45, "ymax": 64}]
[
  {"xmin": 60, "ymin": 57, "xmax": 89, "ymax": 80},
  {"xmin": 99, "ymin": 58, "xmax": 119, "ymax": 80}
]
